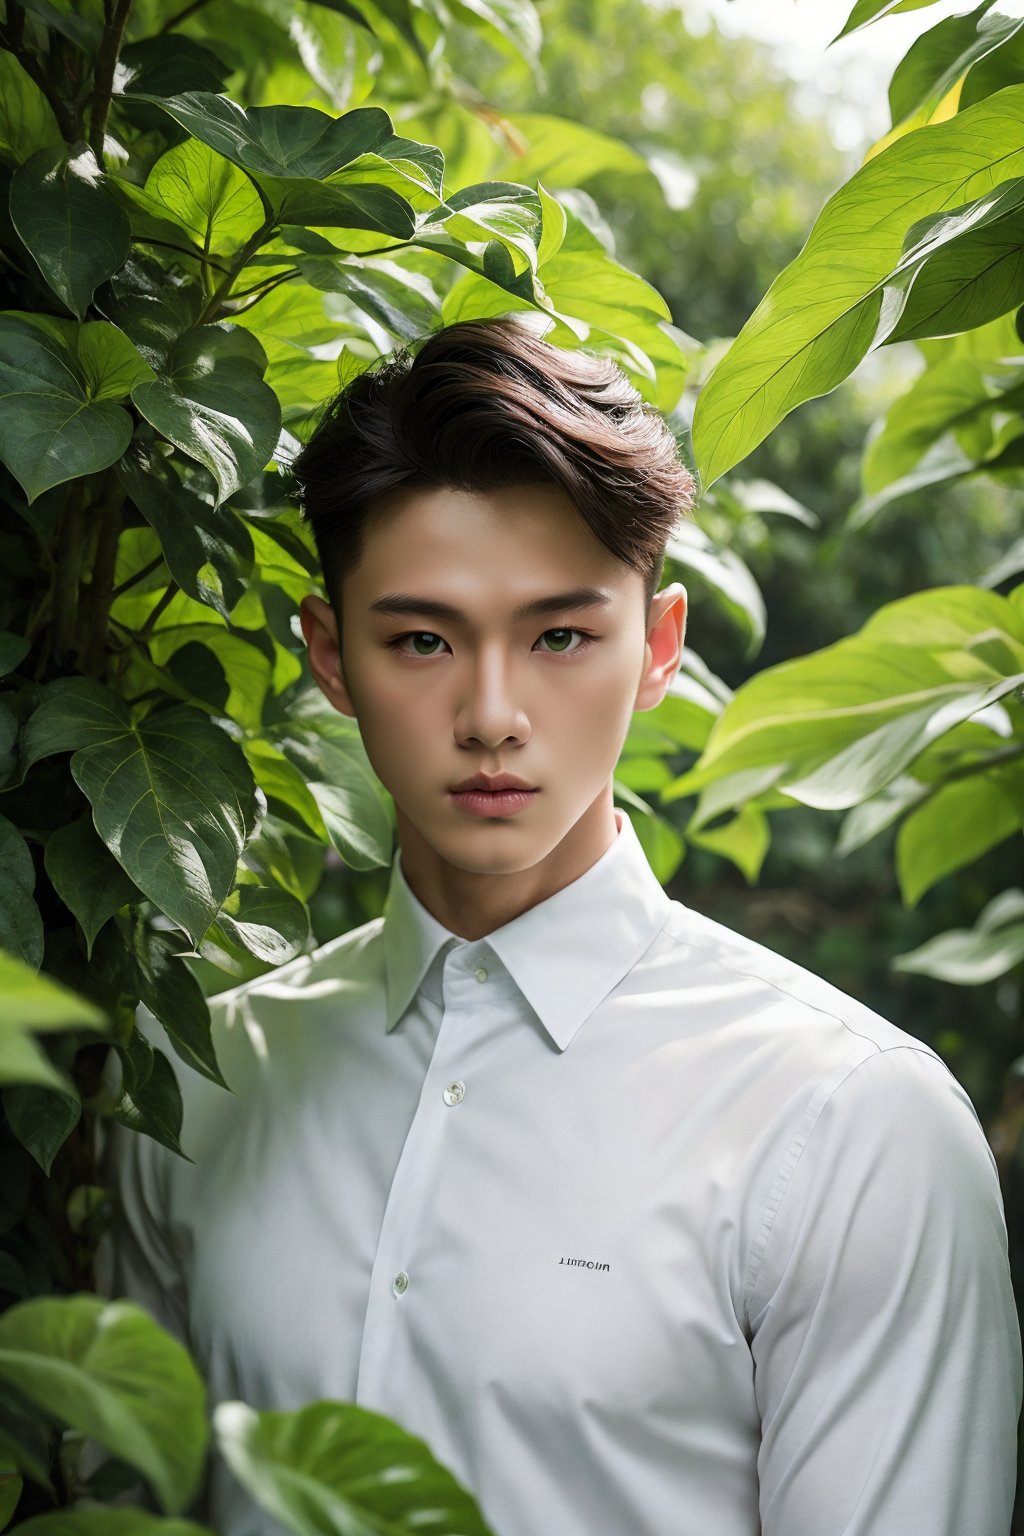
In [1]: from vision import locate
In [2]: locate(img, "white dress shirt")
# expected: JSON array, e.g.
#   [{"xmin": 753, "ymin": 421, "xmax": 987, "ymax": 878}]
[{"xmin": 98, "ymin": 807, "xmax": 1023, "ymax": 1536}]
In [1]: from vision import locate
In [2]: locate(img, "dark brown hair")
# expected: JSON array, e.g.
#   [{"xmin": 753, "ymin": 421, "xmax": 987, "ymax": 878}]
[{"xmin": 291, "ymin": 317, "xmax": 696, "ymax": 617}]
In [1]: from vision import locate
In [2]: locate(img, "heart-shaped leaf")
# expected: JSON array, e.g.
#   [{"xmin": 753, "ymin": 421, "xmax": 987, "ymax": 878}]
[
  {"xmin": 0, "ymin": 316, "xmax": 136, "ymax": 501},
  {"xmin": 10, "ymin": 148, "xmax": 130, "ymax": 319},
  {"xmin": 213, "ymin": 1397, "xmax": 496, "ymax": 1536},
  {"xmin": 131, "ymin": 324, "xmax": 281, "ymax": 503},
  {"xmin": 22, "ymin": 679, "xmax": 261, "ymax": 944},
  {"xmin": 0, "ymin": 1295, "xmax": 207, "ymax": 1515}
]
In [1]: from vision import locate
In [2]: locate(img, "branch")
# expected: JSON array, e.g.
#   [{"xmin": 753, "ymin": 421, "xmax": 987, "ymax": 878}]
[
  {"xmin": 197, "ymin": 217, "xmax": 276, "ymax": 324},
  {"xmin": 159, "ymin": 0, "xmax": 212, "ymax": 32},
  {"xmin": 89, "ymin": 0, "xmax": 133, "ymax": 169},
  {"xmin": 81, "ymin": 480, "xmax": 126, "ymax": 677}
]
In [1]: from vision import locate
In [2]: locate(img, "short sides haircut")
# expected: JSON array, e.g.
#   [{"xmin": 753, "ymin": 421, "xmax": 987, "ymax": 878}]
[{"xmin": 292, "ymin": 316, "xmax": 696, "ymax": 618}]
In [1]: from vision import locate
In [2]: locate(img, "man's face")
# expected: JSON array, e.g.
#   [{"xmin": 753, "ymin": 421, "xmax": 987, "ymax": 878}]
[{"xmin": 301, "ymin": 482, "xmax": 686, "ymax": 890}]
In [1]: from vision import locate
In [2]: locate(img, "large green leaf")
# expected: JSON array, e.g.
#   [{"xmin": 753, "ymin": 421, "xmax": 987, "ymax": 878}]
[
  {"xmin": 131, "ymin": 324, "xmax": 281, "ymax": 503},
  {"xmin": 0, "ymin": 316, "xmax": 138, "ymax": 501},
  {"xmin": 691, "ymin": 85, "xmax": 1024, "ymax": 486},
  {"xmin": 665, "ymin": 585, "xmax": 1024, "ymax": 813},
  {"xmin": 879, "ymin": 177, "xmax": 1024, "ymax": 344},
  {"xmin": 295, "ymin": 251, "xmax": 439, "ymax": 340},
  {"xmin": 888, "ymin": 0, "xmax": 1023, "ymax": 126},
  {"xmin": 213, "ymin": 1397, "xmax": 496, "ymax": 1536},
  {"xmin": 133, "ymin": 138, "xmax": 265, "ymax": 256},
  {"xmin": 0, "ymin": 950, "xmax": 107, "ymax": 1094},
  {"xmin": 142, "ymin": 94, "xmax": 411, "ymax": 179},
  {"xmin": 0, "ymin": 1295, "xmax": 207, "ymax": 1515},
  {"xmin": 21, "ymin": 679, "xmax": 261, "ymax": 945},
  {"xmin": 9, "ymin": 148, "xmax": 130, "ymax": 320}
]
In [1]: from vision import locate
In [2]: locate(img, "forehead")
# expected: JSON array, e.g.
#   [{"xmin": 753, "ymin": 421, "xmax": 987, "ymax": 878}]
[{"xmin": 349, "ymin": 483, "xmax": 638, "ymax": 605}]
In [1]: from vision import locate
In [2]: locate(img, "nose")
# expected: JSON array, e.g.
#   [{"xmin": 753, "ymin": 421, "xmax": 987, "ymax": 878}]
[{"xmin": 455, "ymin": 645, "xmax": 530, "ymax": 749}]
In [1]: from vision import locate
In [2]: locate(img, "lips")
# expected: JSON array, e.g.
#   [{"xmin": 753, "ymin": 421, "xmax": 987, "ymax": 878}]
[{"xmin": 450, "ymin": 774, "xmax": 536, "ymax": 793}]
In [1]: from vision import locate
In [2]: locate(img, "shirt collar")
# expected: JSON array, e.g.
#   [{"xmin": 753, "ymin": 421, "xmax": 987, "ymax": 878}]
[{"xmin": 382, "ymin": 808, "xmax": 672, "ymax": 1052}]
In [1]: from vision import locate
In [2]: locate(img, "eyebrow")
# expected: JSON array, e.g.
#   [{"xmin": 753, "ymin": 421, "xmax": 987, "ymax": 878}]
[{"xmin": 367, "ymin": 586, "xmax": 615, "ymax": 623}]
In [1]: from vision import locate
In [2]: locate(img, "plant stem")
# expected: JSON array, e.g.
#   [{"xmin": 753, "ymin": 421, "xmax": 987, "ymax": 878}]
[
  {"xmin": 89, "ymin": 0, "xmax": 133, "ymax": 169},
  {"xmin": 138, "ymin": 580, "xmax": 181, "ymax": 639},
  {"xmin": 111, "ymin": 553, "xmax": 167, "ymax": 599},
  {"xmin": 197, "ymin": 218, "xmax": 276, "ymax": 324},
  {"xmin": 81, "ymin": 481, "xmax": 126, "ymax": 678},
  {"xmin": 51, "ymin": 483, "xmax": 90, "ymax": 668},
  {"xmin": 159, "ymin": 0, "xmax": 212, "ymax": 31}
]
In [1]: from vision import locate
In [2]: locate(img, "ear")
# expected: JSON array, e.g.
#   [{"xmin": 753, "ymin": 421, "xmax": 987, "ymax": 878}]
[
  {"xmin": 299, "ymin": 594, "xmax": 358, "ymax": 718},
  {"xmin": 634, "ymin": 582, "xmax": 687, "ymax": 712}
]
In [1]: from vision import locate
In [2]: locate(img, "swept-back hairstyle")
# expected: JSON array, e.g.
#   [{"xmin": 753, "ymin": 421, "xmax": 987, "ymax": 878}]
[{"xmin": 291, "ymin": 317, "xmax": 696, "ymax": 617}]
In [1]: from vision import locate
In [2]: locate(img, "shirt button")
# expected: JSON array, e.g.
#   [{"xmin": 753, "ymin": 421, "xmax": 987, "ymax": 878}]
[
  {"xmin": 474, "ymin": 965, "xmax": 488, "ymax": 982},
  {"xmin": 393, "ymin": 1271, "xmax": 409, "ymax": 1295},
  {"xmin": 443, "ymin": 1079, "xmax": 466, "ymax": 1106}
]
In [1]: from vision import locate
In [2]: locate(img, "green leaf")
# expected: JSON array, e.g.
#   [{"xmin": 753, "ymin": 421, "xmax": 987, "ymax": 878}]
[
  {"xmin": 0, "ymin": 632, "xmax": 30, "ymax": 677},
  {"xmin": 880, "ymin": 177, "xmax": 1024, "ymax": 344},
  {"xmin": 268, "ymin": 691, "xmax": 393, "ymax": 871},
  {"xmin": 134, "ymin": 138, "xmax": 265, "ymax": 255},
  {"xmin": 500, "ymin": 112, "xmax": 649, "ymax": 186},
  {"xmin": 214, "ymin": 885, "xmax": 310, "ymax": 965},
  {"xmin": 133, "ymin": 926, "xmax": 228, "ymax": 1089},
  {"xmin": 213, "ymin": 1397, "xmax": 496, "ymax": 1536},
  {"xmin": 888, "ymin": 1, "xmax": 1024, "ymax": 126},
  {"xmin": 835, "ymin": 0, "xmax": 949, "ymax": 42},
  {"xmin": 131, "ymin": 324, "xmax": 281, "ymax": 503},
  {"xmin": 0, "ymin": 316, "xmax": 134, "ymax": 501},
  {"xmin": 895, "ymin": 768, "xmax": 1023, "ymax": 905},
  {"xmin": 0, "ymin": 1295, "xmax": 207, "ymax": 1516},
  {"xmin": 0, "ymin": 52, "xmax": 62, "ymax": 163},
  {"xmin": 0, "ymin": 815, "xmax": 43, "ymax": 969},
  {"xmin": 3, "ymin": 1083, "xmax": 81, "ymax": 1176},
  {"xmin": 449, "ymin": 0, "xmax": 541, "ymax": 63},
  {"xmin": 22, "ymin": 679, "xmax": 261, "ymax": 946},
  {"xmin": 892, "ymin": 888, "xmax": 1024, "ymax": 983},
  {"xmin": 13, "ymin": 1511, "xmax": 215, "ymax": 1535},
  {"xmin": 424, "ymin": 180, "xmax": 542, "ymax": 266},
  {"xmin": 113, "ymin": 1034, "xmax": 189, "ymax": 1157},
  {"xmin": 9, "ymin": 148, "xmax": 130, "ymax": 320},
  {"xmin": 120, "ymin": 34, "xmax": 231, "ymax": 97},
  {"xmin": 691, "ymin": 85, "xmax": 1024, "ymax": 486},
  {"xmin": 0, "ymin": 950, "xmax": 107, "ymax": 1094},
  {"xmin": 116, "ymin": 441, "xmax": 256, "ymax": 622},
  {"xmin": 140, "ymin": 94, "xmax": 405, "ymax": 179},
  {"xmin": 295, "ymin": 252, "xmax": 439, "ymax": 340},
  {"xmin": 686, "ymin": 803, "xmax": 770, "ymax": 884},
  {"xmin": 43, "ymin": 814, "xmax": 139, "ymax": 960},
  {"xmin": 681, "ymin": 585, "xmax": 1024, "ymax": 811},
  {"xmin": 665, "ymin": 520, "xmax": 765, "ymax": 659},
  {"xmin": 262, "ymin": 177, "xmax": 416, "ymax": 236}
]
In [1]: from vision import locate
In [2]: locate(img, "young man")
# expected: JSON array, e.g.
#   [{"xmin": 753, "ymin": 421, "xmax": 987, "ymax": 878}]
[{"xmin": 102, "ymin": 317, "xmax": 1022, "ymax": 1534}]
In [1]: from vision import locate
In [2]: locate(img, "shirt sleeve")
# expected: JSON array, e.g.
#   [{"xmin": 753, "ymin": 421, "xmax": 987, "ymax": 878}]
[{"xmin": 748, "ymin": 1043, "xmax": 1023, "ymax": 1536}]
